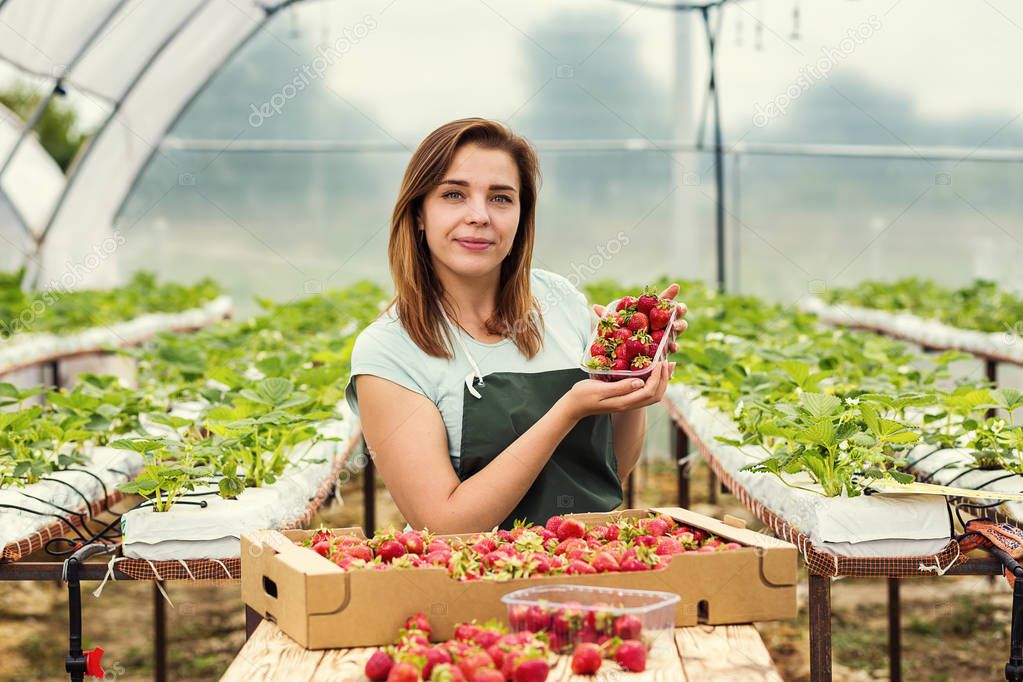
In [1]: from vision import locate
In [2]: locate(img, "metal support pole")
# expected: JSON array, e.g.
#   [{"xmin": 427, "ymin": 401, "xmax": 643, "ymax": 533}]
[
  {"xmin": 674, "ymin": 422, "xmax": 690, "ymax": 509},
  {"xmin": 625, "ymin": 473, "xmax": 635, "ymax": 510},
  {"xmin": 245, "ymin": 605, "xmax": 262, "ymax": 640},
  {"xmin": 809, "ymin": 573, "xmax": 833, "ymax": 682},
  {"xmin": 888, "ymin": 578, "xmax": 902, "ymax": 682},
  {"xmin": 153, "ymin": 582, "xmax": 167, "ymax": 682},
  {"xmin": 362, "ymin": 441, "xmax": 376, "ymax": 536},
  {"xmin": 708, "ymin": 464, "xmax": 719, "ymax": 505}
]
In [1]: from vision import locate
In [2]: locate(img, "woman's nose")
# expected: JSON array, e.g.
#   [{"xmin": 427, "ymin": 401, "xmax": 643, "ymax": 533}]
[{"xmin": 464, "ymin": 201, "xmax": 490, "ymax": 226}]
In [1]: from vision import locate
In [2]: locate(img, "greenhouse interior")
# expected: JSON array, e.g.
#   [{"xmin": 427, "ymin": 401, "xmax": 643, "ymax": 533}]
[{"xmin": 1, "ymin": 0, "xmax": 1023, "ymax": 680}]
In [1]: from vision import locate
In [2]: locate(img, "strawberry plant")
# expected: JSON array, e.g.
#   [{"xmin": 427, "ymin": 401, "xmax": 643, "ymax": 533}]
[{"xmin": 111, "ymin": 437, "xmax": 213, "ymax": 512}]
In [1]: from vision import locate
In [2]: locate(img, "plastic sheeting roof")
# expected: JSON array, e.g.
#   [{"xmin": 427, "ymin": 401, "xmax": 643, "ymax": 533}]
[{"xmin": 0, "ymin": 0, "xmax": 297, "ymax": 286}]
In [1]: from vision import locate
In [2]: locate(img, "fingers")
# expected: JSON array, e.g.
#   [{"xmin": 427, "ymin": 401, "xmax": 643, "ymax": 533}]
[
  {"xmin": 658, "ymin": 283, "xmax": 680, "ymax": 300},
  {"xmin": 601, "ymin": 362, "xmax": 673, "ymax": 410},
  {"xmin": 673, "ymin": 318, "xmax": 689, "ymax": 335},
  {"xmin": 593, "ymin": 304, "xmax": 606, "ymax": 317}
]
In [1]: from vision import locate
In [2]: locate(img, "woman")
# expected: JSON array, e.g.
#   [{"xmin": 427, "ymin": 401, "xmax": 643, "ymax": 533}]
[{"xmin": 344, "ymin": 118, "xmax": 687, "ymax": 533}]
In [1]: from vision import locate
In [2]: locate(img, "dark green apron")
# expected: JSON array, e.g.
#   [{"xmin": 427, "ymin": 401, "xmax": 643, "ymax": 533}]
[{"xmin": 450, "ymin": 319, "xmax": 622, "ymax": 529}]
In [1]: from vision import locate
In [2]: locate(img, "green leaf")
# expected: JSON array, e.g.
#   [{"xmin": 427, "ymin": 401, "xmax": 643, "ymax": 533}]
[
  {"xmin": 255, "ymin": 377, "xmax": 294, "ymax": 405},
  {"xmin": 779, "ymin": 360, "xmax": 810, "ymax": 386},
  {"xmin": 796, "ymin": 418, "xmax": 837, "ymax": 448},
  {"xmin": 800, "ymin": 393, "xmax": 842, "ymax": 419}
]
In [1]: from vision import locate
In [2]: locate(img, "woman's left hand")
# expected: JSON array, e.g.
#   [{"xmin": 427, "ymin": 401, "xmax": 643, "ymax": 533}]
[{"xmin": 592, "ymin": 283, "xmax": 689, "ymax": 339}]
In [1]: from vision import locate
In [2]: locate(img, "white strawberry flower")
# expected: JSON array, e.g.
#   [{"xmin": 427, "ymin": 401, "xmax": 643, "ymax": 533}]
[
  {"xmin": 992, "ymin": 419, "xmax": 1006, "ymax": 434},
  {"xmin": 733, "ymin": 400, "xmax": 744, "ymax": 418},
  {"xmin": 845, "ymin": 397, "xmax": 860, "ymax": 406}
]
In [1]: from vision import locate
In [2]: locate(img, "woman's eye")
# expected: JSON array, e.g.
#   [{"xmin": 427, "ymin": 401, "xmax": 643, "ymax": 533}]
[
  {"xmin": 442, "ymin": 190, "xmax": 463, "ymax": 200},
  {"xmin": 492, "ymin": 195, "xmax": 513, "ymax": 204}
]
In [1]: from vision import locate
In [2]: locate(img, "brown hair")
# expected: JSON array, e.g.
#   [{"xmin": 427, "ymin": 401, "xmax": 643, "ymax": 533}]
[{"xmin": 387, "ymin": 118, "xmax": 544, "ymax": 359}]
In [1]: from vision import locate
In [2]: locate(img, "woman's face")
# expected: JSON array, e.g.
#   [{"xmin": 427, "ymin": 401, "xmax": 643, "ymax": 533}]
[{"xmin": 419, "ymin": 143, "xmax": 521, "ymax": 281}]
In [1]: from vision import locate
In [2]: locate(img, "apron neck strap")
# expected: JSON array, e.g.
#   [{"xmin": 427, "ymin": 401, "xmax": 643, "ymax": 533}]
[{"xmin": 440, "ymin": 306, "xmax": 485, "ymax": 399}]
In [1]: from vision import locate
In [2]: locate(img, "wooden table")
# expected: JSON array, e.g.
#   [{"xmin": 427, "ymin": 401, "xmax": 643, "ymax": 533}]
[{"xmin": 221, "ymin": 620, "xmax": 782, "ymax": 681}]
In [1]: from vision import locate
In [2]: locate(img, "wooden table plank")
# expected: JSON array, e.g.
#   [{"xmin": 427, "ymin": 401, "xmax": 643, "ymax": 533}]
[
  {"xmin": 676, "ymin": 625, "xmax": 782, "ymax": 682},
  {"xmin": 219, "ymin": 622, "xmax": 324, "ymax": 682},
  {"xmin": 221, "ymin": 622, "xmax": 779, "ymax": 681}
]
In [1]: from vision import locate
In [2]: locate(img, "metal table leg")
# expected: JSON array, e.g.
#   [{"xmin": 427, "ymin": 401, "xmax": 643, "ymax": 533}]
[
  {"xmin": 154, "ymin": 582, "xmax": 167, "ymax": 682},
  {"xmin": 809, "ymin": 573, "xmax": 833, "ymax": 682},
  {"xmin": 673, "ymin": 422, "xmax": 690, "ymax": 509},
  {"xmin": 888, "ymin": 578, "xmax": 902, "ymax": 682},
  {"xmin": 362, "ymin": 439, "xmax": 376, "ymax": 536}
]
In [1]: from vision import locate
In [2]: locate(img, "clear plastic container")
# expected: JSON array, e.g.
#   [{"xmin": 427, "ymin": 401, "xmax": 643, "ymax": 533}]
[
  {"xmin": 580, "ymin": 296, "xmax": 680, "ymax": 381},
  {"xmin": 501, "ymin": 584, "xmax": 680, "ymax": 654}
]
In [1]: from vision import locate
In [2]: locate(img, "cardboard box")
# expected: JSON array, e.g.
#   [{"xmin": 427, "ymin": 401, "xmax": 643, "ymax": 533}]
[{"xmin": 240, "ymin": 507, "xmax": 797, "ymax": 649}]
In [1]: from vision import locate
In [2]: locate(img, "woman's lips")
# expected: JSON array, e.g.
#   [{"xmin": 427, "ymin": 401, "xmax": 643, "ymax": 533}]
[{"xmin": 456, "ymin": 239, "xmax": 493, "ymax": 251}]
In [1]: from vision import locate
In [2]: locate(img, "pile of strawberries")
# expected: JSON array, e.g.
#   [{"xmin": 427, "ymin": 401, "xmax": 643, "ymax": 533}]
[
  {"xmin": 508, "ymin": 602, "xmax": 651, "ymax": 658},
  {"xmin": 302, "ymin": 513, "xmax": 741, "ymax": 581},
  {"xmin": 364, "ymin": 612, "xmax": 648, "ymax": 681},
  {"xmin": 584, "ymin": 287, "xmax": 681, "ymax": 379}
]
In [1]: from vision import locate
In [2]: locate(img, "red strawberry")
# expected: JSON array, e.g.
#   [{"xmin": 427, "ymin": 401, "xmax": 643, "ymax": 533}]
[
  {"xmin": 597, "ymin": 317, "xmax": 618, "ymax": 339},
  {"xmin": 311, "ymin": 528, "xmax": 333, "ymax": 544},
  {"xmin": 566, "ymin": 559, "xmax": 597, "ymax": 575},
  {"xmin": 641, "ymin": 516, "xmax": 670, "ymax": 537},
  {"xmin": 624, "ymin": 337, "xmax": 645, "ymax": 360},
  {"xmin": 612, "ymin": 327, "xmax": 631, "ymax": 344},
  {"xmin": 615, "ymin": 296, "xmax": 637, "ymax": 312},
  {"xmin": 423, "ymin": 646, "xmax": 453, "ymax": 679},
  {"xmin": 556, "ymin": 518, "xmax": 586, "ymax": 541},
  {"xmin": 588, "ymin": 341, "xmax": 608, "ymax": 358},
  {"xmin": 365, "ymin": 650, "xmax": 395, "ymax": 681},
  {"xmin": 387, "ymin": 661, "xmax": 420, "ymax": 682},
  {"xmin": 619, "ymin": 557, "xmax": 650, "ymax": 572},
  {"xmin": 626, "ymin": 311, "xmax": 648, "ymax": 333},
  {"xmin": 312, "ymin": 539, "xmax": 331, "ymax": 557},
  {"xmin": 404, "ymin": 612, "xmax": 432, "ymax": 637},
  {"xmin": 614, "ymin": 640, "xmax": 647, "ymax": 672},
  {"xmin": 427, "ymin": 539, "xmax": 451, "ymax": 553},
  {"xmin": 667, "ymin": 339, "xmax": 678, "ymax": 353},
  {"xmin": 475, "ymin": 629, "xmax": 501, "ymax": 649},
  {"xmin": 636, "ymin": 288, "xmax": 658, "ymax": 316},
  {"xmin": 398, "ymin": 530, "xmax": 426, "ymax": 555},
  {"xmin": 457, "ymin": 652, "xmax": 494, "ymax": 680},
  {"xmin": 513, "ymin": 657, "xmax": 550, "ymax": 682},
  {"xmin": 613, "ymin": 614, "xmax": 643, "ymax": 640},
  {"xmin": 526, "ymin": 606, "xmax": 552, "ymax": 632},
  {"xmin": 590, "ymin": 551, "xmax": 620, "ymax": 573},
  {"xmin": 344, "ymin": 543, "xmax": 374, "ymax": 561},
  {"xmin": 428, "ymin": 663, "xmax": 466, "ymax": 682},
  {"xmin": 377, "ymin": 540, "xmax": 406, "ymax": 563},
  {"xmin": 471, "ymin": 669, "xmax": 503, "ymax": 682},
  {"xmin": 485, "ymin": 644, "xmax": 506, "ymax": 670},
  {"xmin": 545, "ymin": 515, "xmax": 564, "ymax": 534},
  {"xmin": 611, "ymin": 358, "xmax": 630, "ymax": 373},
  {"xmin": 604, "ymin": 524, "xmax": 620, "ymax": 541},
  {"xmin": 454, "ymin": 623, "xmax": 480, "ymax": 642},
  {"xmin": 571, "ymin": 643, "xmax": 603, "ymax": 674},
  {"xmin": 650, "ymin": 329, "xmax": 665, "ymax": 346},
  {"xmin": 649, "ymin": 300, "xmax": 672, "ymax": 331},
  {"xmin": 424, "ymin": 550, "xmax": 452, "ymax": 566},
  {"xmin": 655, "ymin": 536, "xmax": 683, "ymax": 556},
  {"xmin": 613, "ymin": 343, "xmax": 630, "ymax": 361},
  {"xmin": 585, "ymin": 356, "xmax": 612, "ymax": 371},
  {"xmin": 725, "ymin": 542, "xmax": 742, "ymax": 550},
  {"xmin": 630, "ymin": 355, "xmax": 652, "ymax": 371}
]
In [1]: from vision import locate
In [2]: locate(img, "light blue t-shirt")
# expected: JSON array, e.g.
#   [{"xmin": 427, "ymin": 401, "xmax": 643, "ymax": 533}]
[{"xmin": 344, "ymin": 269, "xmax": 594, "ymax": 471}]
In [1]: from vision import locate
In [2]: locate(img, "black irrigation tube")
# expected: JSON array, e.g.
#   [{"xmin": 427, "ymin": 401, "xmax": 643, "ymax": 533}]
[{"xmin": 0, "ymin": 504, "xmax": 91, "ymax": 543}]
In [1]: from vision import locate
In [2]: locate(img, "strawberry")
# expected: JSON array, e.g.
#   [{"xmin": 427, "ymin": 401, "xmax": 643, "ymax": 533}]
[
  {"xmin": 428, "ymin": 663, "xmax": 466, "ymax": 682},
  {"xmin": 566, "ymin": 559, "xmax": 597, "ymax": 575},
  {"xmin": 588, "ymin": 341, "xmax": 608, "ymax": 358},
  {"xmin": 611, "ymin": 358, "xmax": 630, "ymax": 372},
  {"xmin": 526, "ymin": 606, "xmax": 552, "ymax": 632},
  {"xmin": 596, "ymin": 317, "xmax": 618, "ymax": 339},
  {"xmin": 590, "ymin": 551, "xmax": 620, "ymax": 573},
  {"xmin": 387, "ymin": 661, "xmax": 421, "ymax": 682},
  {"xmin": 650, "ymin": 329, "xmax": 665, "ymax": 346},
  {"xmin": 457, "ymin": 651, "xmax": 494, "ymax": 680},
  {"xmin": 655, "ymin": 536, "xmax": 684, "ymax": 556},
  {"xmin": 509, "ymin": 605, "xmax": 529, "ymax": 630},
  {"xmin": 613, "ymin": 343, "xmax": 631, "ymax": 361},
  {"xmin": 625, "ymin": 311, "xmax": 648, "ymax": 333},
  {"xmin": 619, "ymin": 557, "xmax": 650, "ymax": 572},
  {"xmin": 423, "ymin": 646, "xmax": 453, "ymax": 679},
  {"xmin": 398, "ymin": 530, "xmax": 427, "ymax": 555},
  {"xmin": 311, "ymin": 528, "xmax": 333, "ymax": 544},
  {"xmin": 424, "ymin": 550, "xmax": 452, "ymax": 566},
  {"xmin": 404, "ymin": 612, "xmax": 432, "ymax": 637},
  {"xmin": 545, "ymin": 515, "xmax": 564, "ymax": 534},
  {"xmin": 454, "ymin": 623, "xmax": 481, "ymax": 642},
  {"xmin": 427, "ymin": 539, "xmax": 451, "ymax": 553},
  {"xmin": 611, "ymin": 327, "xmax": 631, "ymax": 344},
  {"xmin": 377, "ymin": 540, "xmax": 407, "ymax": 563},
  {"xmin": 571, "ymin": 643, "xmax": 603, "ymax": 674},
  {"xmin": 725, "ymin": 542, "xmax": 742, "ymax": 550},
  {"xmin": 556, "ymin": 518, "xmax": 585, "ymax": 541},
  {"xmin": 612, "ymin": 614, "xmax": 643, "ymax": 640},
  {"xmin": 614, "ymin": 640, "xmax": 647, "ymax": 672},
  {"xmin": 312, "ymin": 539, "xmax": 331, "ymax": 557},
  {"xmin": 345, "ymin": 543, "xmax": 374, "ymax": 561},
  {"xmin": 667, "ymin": 339, "xmax": 678, "ymax": 353},
  {"xmin": 471, "ymin": 669, "xmax": 503, "ymax": 682},
  {"xmin": 513, "ymin": 657, "xmax": 550, "ymax": 682},
  {"xmin": 475, "ymin": 628, "xmax": 501, "ymax": 649},
  {"xmin": 615, "ymin": 296, "xmax": 637, "ymax": 312},
  {"xmin": 604, "ymin": 524, "xmax": 620, "ymax": 541},
  {"xmin": 636, "ymin": 288, "xmax": 658, "ymax": 316},
  {"xmin": 641, "ymin": 516, "xmax": 670, "ymax": 537},
  {"xmin": 630, "ymin": 355, "xmax": 651, "ymax": 371},
  {"xmin": 365, "ymin": 650, "xmax": 395, "ymax": 681},
  {"xmin": 624, "ymin": 337, "xmax": 645, "ymax": 360},
  {"xmin": 485, "ymin": 644, "xmax": 506, "ymax": 670},
  {"xmin": 649, "ymin": 299, "xmax": 672, "ymax": 331},
  {"xmin": 584, "ymin": 356, "xmax": 612, "ymax": 371}
]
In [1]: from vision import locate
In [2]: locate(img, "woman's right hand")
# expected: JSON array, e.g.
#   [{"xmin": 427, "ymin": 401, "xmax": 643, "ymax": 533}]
[{"xmin": 560, "ymin": 361, "xmax": 675, "ymax": 421}]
